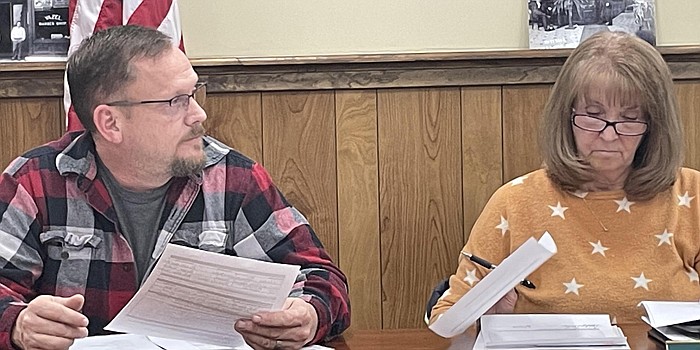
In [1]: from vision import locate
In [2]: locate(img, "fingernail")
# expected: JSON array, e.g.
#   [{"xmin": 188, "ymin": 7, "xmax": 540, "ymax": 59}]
[{"xmin": 252, "ymin": 315, "xmax": 261, "ymax": 323}]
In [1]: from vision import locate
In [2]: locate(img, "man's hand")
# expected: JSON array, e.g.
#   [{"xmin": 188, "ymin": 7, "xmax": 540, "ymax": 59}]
[
  {"xmin": 11, "ymin": 294, "xmax": 89, "ymax": 350},
  {"xmin": 234, "ymin": 297, "xmax": 318, "ymax": 350}
]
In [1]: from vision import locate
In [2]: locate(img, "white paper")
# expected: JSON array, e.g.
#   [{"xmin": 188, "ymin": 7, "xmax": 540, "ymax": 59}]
[
  {"xmin": 479, "ymin": 314, "xmax": 628, "ymax": 348},
  {"xmin": 70, "ymin": 334, "xmax": 163, "ymax": 349},
  {"xmin": 105, "ymin": 244, "xmax": 300, "ymax": 347},
  {"xmin": 149, "ymin": 336, "xmax": 334, "ymax": 350},
  {"xmin": 473, "ymin": 333, "xmax": 630, "ymax": 350},
  {"xmin": 71, "ymin": 335, "xmax": 334, "ymax": 350},
  {"xmin": 638, "ymin": 301, "xmax": 700, "ymax": 328},
  {"xmin": 429, "ymin": 232, "xmax": 557, "ymax": 338}
]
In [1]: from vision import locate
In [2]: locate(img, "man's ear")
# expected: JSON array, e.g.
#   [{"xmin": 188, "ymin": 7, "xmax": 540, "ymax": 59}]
[{"xmin": 93, "ymin": 105, "xmax": 123, "ymax": 144}]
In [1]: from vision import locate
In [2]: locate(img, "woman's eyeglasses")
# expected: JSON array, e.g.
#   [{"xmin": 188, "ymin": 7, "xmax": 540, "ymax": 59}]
[{"xmin": 571, "ymin": 112, "xmax": 648, "ymax": 136}]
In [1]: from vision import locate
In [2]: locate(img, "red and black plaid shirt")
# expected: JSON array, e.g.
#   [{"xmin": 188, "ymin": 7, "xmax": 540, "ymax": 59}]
[{"xmin": 0, "ymin": 132, "xmax": 350, "ymax": 348}]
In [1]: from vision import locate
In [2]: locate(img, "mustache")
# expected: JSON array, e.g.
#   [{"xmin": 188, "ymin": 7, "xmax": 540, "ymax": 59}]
[{"xmin": 189, "ymin": 124, "xmax": 206, "ymax": 139}]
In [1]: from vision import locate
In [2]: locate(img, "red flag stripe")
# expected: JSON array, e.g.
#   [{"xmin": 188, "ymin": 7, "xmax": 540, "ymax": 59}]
[
  {"xmin": 94, "ymin": 0, "xmax": 123, "ymax": 31},
  {"xmin": 127, "ymin": 0, "xmax": 174, "ymax": 27},
  {"xmin": 68, "ymin": 0, "xmax": 77, "ymax": 27}
]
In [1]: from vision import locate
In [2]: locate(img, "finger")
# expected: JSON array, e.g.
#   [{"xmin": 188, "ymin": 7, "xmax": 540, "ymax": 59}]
[
  {"xmin": 504, "ymin": 289, "xmax": 519, "ymax": 304},
  {"xmin": 16, "ymin": 332, "xmax": 77, "ymax": 350},
  {"xmin": 252, "ymin": 299, "xmax": 308, "ymax": 328},
  {"xmin": 22, "ymin": 311, "xmax": 88, "ymax": 340},
  {"xmin": 237, "ymin": 329, "xmax": 275, "ymax": 350},
  {"xmin": 272, "ymin": 339, "xmax": 300, "ymax": 350},
  {"xmin": 235, "ymin": 320, "xmax": 308, "ymax": 344},
  {"xmin": 239, "ymin": 331, "xmax": 293, "ymax": 350},
  {"xmin": 54, "ymin": 294, "xmax": 84, "ymax": 312},
  {"xmin": 30, "ymin": 296, "xmax": 89, "ymax": 328}
]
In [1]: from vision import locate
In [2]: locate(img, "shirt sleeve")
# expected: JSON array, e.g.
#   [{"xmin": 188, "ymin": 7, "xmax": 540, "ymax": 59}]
[
  {"xmin": 0, "ymin": 168, "xmax": 43, "ymax": 349},
  {"xmin": 243, "ymin": 163, "xmax": 350, "ymax": 343}
]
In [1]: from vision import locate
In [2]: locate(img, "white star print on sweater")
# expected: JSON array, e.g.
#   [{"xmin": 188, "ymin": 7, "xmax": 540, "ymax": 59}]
[{"xmin": 431, "ymin": 168, "xmax": 700, "ymax": 326}]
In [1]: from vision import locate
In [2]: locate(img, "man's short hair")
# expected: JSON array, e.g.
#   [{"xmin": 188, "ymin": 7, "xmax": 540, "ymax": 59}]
[{"xmin": 67, "ymin": 25, "xmax": 175, "ymax": 132}]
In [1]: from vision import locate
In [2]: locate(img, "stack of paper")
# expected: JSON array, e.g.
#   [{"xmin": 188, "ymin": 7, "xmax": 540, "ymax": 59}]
[
  {"xmin": 475, "ymin": 314, "xmax": 630, "ymax": 350},
  {"xmin": 429, "ymin": 232, "xmax": 557, "ymax": 338},
  {"xmin": 639, "ymin": 301, "xmax": 700, "ymax": 345}
]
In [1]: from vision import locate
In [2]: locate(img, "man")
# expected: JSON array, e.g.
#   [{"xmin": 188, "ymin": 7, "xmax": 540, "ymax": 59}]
[
  {"xmin": 10, "ymin": 22, "xmax": 26, "ymax": 60},
  {"xmin": 528, "ymin": 0, "xmax": 554, "ymax": 31},
  {"xmin": 0, "ymin": 25, "xmax": 349, "ymax": 350}
]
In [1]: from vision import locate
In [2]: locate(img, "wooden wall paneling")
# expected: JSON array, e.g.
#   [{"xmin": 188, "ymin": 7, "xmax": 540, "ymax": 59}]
[
  {"xmin": 676, "ymin": 81, "xmax": 700, "ymax": 171},
  {"xmin": 502, "ymin": 85, "xmax": 551, "ymax": 182},
  {"xmin": 203, "ymin": 93, "xmax": 263, "ymax": 163},
  {"xmin": 461, "ymin": 87, "xmax": 503, "ymax": 242},
  {"xmin": 0, "ymin": 98, "xmax": 63, "ymax": 170},
  {"xmin": 378, "ymin": 88, "xmax": 463, "ymax": 329},
  {"xmin": 335, "ymin": 90, "xmax": 381, "ymax": 330},
  {"xmin": 59, "ymin": 101, "xmax": 66, "ymax": 133},
  {"xmin": 261, "ymin": 91, "xmax": 339, "ymax": 260}
]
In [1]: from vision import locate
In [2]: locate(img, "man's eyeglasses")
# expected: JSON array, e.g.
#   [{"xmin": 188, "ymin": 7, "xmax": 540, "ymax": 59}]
[
  {"xmin": 105, "ymin": 82, "xmax": 207, "ymax": 110},
  {"xmin": 571, "ymin": 111, "xmax": 648, "ymax": 136}
]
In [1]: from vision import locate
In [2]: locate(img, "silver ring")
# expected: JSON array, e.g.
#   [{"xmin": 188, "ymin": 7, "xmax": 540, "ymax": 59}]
[{"xmin": 274, "ymin": 340, "xmax": 282, "ymax": 349}]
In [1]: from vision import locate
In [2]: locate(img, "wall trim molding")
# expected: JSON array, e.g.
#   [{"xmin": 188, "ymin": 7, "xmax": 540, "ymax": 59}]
[{"xmin": 2, "ymin": 46, "xmax": 699, "ymax": 98}]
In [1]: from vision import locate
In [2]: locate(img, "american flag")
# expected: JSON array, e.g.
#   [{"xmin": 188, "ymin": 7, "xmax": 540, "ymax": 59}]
[{"xmin": 64, "ymin": 0, "xmax": 184, "ymax": 131}]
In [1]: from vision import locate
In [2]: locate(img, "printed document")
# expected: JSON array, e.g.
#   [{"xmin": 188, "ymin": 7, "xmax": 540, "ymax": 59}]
[
  {"xmin": 475, "ymin": 314, "xmax": 629, "ymax": 349},
  {"xmin": 429, "ymin": 232, "xmax": 557, "ymax": 338},
  {"xmin": 105, "ymin": 244, "xmax": 300, "ymax": 347}
]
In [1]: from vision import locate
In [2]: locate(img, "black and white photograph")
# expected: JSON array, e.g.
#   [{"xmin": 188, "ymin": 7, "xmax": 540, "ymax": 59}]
[
  {"xmin": 528, "ymin": 0, "xmax": 656, "ymax": 49},
  {"xmin": 0, "ymin": 0, "xmax": 69, "ymax": 61}
]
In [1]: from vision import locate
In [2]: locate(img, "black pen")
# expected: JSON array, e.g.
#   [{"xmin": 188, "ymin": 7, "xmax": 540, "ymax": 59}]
[{"xmin": 460, "ymin": 251, "xmax": 537, "ymax": 289}]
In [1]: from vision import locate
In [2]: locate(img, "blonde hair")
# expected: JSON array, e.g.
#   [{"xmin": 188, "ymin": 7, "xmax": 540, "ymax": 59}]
[{"xmin": 541, "ymin": 31, "xmax": 682, "ymax": 201}]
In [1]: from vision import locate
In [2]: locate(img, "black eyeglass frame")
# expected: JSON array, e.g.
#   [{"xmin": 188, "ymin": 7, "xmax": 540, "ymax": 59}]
[
  {"xmin": 570, "ymin": 111, "xmax": 648, "ymax": 137},
  {"xmin": 104, "ymin": 82, "xmax": 207, "ymax": 108}
]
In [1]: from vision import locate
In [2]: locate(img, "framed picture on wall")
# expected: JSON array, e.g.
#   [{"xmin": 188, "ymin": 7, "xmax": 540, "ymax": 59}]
[{"xmin": 527, "ymin": 0, "xmax": 656, "ymax": 49}]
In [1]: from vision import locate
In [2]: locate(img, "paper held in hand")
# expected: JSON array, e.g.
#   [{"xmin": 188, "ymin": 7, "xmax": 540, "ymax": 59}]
[
  {"xmin": 105, "ymin": 244, "xmax": 300, "ymax": 347},
  {"xmin": 429, "ymin": 232, "xmax": 557, "ymax": 338}
]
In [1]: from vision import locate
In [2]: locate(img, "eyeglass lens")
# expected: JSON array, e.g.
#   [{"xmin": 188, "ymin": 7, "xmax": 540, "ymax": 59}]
[
  {"xmin": 172, "ymin": 84, "xmax": 206, "ymax": 109},
  {"xmin": 574, "ymin": 115, "xmax": 646, "ymax": 135}
]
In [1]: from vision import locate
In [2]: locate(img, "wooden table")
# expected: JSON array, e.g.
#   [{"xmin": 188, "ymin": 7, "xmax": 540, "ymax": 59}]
[{"xmin": 326, "ymin": 324, "xmax": 664, "ymax": 349}]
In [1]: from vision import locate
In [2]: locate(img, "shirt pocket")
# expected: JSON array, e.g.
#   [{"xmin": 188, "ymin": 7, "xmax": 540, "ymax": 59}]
[
  {"xmin": 170, "ymin": 229, "xmax": 228, "ymax": 253},
  {"xmin": 39, "ymin": 230, "xmax": 103, "ymax": 261}
]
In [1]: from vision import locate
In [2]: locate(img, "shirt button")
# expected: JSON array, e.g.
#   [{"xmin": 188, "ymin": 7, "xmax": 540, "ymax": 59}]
[
  {"xmin": 60, "ymin": 251, "xmax": 69, "ymax": 259},
  {"xmin": 122, "ymin": 265, "xmax": 132, "ymax": 272}
]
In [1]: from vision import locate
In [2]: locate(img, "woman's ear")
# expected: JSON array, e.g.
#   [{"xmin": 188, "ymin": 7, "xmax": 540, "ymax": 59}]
[{"xmin": 93, "ymin": 105, "xmax": 123, "ymax": 144}]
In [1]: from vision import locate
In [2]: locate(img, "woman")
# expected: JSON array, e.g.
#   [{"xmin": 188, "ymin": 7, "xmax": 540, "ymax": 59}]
[{"xmin": 429, "ymin": 31, "xmax": 699, "ymax": 325}]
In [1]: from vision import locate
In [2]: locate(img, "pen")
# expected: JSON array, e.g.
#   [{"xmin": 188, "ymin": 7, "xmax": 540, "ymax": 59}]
[{"xmin": 460, "ymin": 251, "xmax": 537, "ymax": 289}]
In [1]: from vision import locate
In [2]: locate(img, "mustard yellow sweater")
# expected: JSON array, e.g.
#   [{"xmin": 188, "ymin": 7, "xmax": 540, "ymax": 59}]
[{"xmin": 431, "ymin": 168, "xmax": 700, "ymax": 324}]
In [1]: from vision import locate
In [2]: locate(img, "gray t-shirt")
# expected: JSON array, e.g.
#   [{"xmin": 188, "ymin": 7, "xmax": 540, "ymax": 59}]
[{"xmin": 98, "ymin": 161, "xmax": 170, "ymax": 285}]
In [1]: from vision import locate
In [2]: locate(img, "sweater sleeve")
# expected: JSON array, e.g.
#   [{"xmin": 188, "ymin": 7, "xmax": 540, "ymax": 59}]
[{"xmin": 429, "ymin": 183, "xmax": 514, "ymax": 324}]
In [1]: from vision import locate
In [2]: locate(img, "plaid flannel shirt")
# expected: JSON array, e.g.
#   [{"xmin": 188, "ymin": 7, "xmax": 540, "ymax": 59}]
[{"xmin": 0, "ymin": 132, "xmax": 350, "ymax": 348}]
